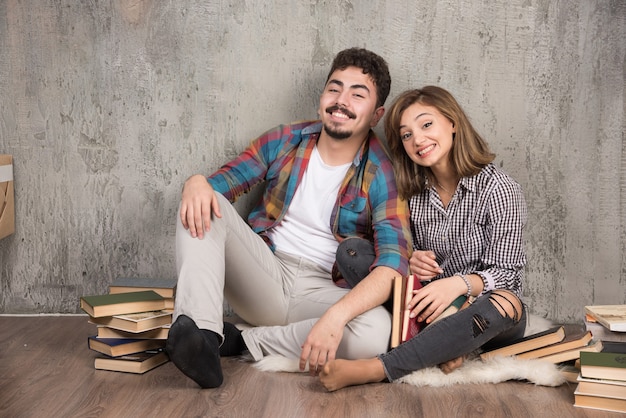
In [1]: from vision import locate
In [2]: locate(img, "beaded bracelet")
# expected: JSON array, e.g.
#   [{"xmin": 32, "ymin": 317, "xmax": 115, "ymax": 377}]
[{"xmin": 457, "ymin": 274, "xmax": 472, "ymax": 298}]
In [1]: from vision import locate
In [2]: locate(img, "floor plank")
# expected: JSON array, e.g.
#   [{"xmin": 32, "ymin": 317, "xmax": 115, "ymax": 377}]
[{"xmin": 0, "ymin": 316, "xmax": 622, "ymax": 417}]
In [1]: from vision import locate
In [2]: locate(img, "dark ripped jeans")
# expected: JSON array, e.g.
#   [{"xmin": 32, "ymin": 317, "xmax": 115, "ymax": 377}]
[
  {"xmin": 335, "ymin": 238, "xmax": 393, "ymax": 312},
  {"xmin": 335, "ymin": 237, "xmax": 376, "ymax": 286},
  {"xmin": 378, "ymin": 293, "xmax": 527, "ymax": 381},
  {"xmin": 336, "ymin": 237, "xmax": 527, "ymax": 381}
]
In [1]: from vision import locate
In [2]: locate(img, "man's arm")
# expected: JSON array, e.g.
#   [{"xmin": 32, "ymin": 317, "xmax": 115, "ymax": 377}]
[
  {"xmin": 179, "ymin": 124, "xmax": 297, "ymax": 238},
  {"xmin": 299, "ymin": 265, "xmax": 396, "ymax": 374}
]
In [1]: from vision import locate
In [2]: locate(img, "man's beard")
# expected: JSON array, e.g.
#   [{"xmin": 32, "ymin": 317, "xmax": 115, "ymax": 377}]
[
  {"xmin": 323, "ymin": 123, "xmax": 352, "ymax": 140},
  {"xmin": 323, "ymin": 105, "xmax": 356, "ymax": 140}
]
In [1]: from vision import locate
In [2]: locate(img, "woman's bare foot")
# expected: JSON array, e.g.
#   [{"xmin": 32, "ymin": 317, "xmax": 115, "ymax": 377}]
[
  {"xmin": 439, "ymin": 356, "xmax": 464, "ymax": 374},
  {"xmin": 319, "ymin": 358, "xmax": 386, "ymax": 391}
]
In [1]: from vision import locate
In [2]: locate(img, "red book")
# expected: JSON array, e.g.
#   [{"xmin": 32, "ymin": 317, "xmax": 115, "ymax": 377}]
[
  {"xmin": 391, "ymin": 274, "xmax": 425, "ymax": 348},
  {"xmin": 390, "ymin": 275, "xmax": 469, "ymax": 348},
  {"xmin": 401, "ymin": 275, "xmax": 424, "ymax": 342}
]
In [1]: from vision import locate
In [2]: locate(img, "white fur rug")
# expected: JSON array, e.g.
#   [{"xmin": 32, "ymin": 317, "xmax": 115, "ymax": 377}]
[
  {"xmin": 248, "ymin": 315, "xmax": 565, "ymax": 387},
  {"xmin": 252, "ymin": 354, "xmax": 565, "ymax": 387}
]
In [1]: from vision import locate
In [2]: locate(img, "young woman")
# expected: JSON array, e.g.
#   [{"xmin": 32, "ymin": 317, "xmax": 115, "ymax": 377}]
[{"xmin": 319, "ymin": 86, "xmax": 528, "ymax": 391}]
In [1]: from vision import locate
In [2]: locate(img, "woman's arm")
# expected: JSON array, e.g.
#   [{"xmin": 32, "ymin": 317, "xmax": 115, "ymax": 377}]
[{"xmin": 474, "ymin": 178, "xmax": 527, "ymax": 297}]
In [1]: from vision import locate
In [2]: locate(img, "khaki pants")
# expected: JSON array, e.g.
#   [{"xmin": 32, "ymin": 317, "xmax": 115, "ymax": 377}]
[{"xmin": 175, "ymin": 192, "xmax": 391, "ymax": 361}]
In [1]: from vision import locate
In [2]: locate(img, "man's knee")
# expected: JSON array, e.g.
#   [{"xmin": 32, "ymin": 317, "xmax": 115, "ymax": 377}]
[{"xmin": 342, "ymin": 307, "xmax": 391, "ymax": 358}]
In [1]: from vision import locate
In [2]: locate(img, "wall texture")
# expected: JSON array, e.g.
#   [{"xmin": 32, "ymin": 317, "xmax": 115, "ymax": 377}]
[{"xmin": 0, "ymin": 0, "xmax": 624, "ymax": 322}]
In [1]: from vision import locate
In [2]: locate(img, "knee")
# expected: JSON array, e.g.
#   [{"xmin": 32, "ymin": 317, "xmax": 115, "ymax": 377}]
[
  {"xmin": 335, "ymin": 238, "xmax": 376, "ymax": 288},
  {"xmin": 342, "ymin": 307, "xmax": 391, "ymax": 358},
  {"xmin": 336, "ymin": 237, "xmax": 374, "ymax": 263},
  {"xmin": 488, "ymin": 290, "xmax": 523, "ymax": 322}
]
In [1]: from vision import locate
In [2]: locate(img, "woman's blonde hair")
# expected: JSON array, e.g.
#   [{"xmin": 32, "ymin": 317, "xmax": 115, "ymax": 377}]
[{"xmin": 385, "ymin": 86, "xmax": 495, "ymax": 200}]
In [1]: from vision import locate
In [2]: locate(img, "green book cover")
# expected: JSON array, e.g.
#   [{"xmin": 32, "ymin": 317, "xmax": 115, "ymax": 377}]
[
  {"xmin": 449, "ymin": 295, "xmax": 467, "ymax": 309},
  {"xmin": 580, "ymin": 351, "xmax": 626, "ymax": 369},
  {"xmin": 80, "ymin": 290, "xmax": 166, "ymax": 317},
  {"xmin": 81, "ymin": 290, "xmax": 164, "ymax": 307}
]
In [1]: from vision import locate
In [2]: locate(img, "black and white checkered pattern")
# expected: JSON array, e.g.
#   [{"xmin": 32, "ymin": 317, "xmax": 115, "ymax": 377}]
[{"xmin": 409, "ymin": 163, "xmax": 527, "ymax": 299}]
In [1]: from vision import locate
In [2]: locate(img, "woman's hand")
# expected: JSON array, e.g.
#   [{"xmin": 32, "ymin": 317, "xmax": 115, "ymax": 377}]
[
  {"xmin": 409, "ymin": 250, "xmax": 443, "ymax": 280},
  {"xmin": 407, "ymin": 276, "xmax": 466, "ymax": 324}
]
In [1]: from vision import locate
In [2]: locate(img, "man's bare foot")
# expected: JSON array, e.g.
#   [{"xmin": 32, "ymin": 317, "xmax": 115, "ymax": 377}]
[{"xmin": 319, "ymin": 358, "xmax": 386, "ymax": 391}]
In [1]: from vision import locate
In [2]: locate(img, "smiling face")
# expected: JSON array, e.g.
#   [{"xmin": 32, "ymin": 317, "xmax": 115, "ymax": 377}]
[
  {"xmin": 318, "ymin": 66, "xmax": 384, "ymax": 141},
  {"xmin": 399, "ymin": 102, "xmax": 456, "ymax": 172}
]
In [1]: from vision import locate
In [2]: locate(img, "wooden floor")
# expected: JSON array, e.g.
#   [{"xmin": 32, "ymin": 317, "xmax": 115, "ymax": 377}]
[{"xmin": 1, "ymin": 316, "xmax": 623, "ymax": 418}]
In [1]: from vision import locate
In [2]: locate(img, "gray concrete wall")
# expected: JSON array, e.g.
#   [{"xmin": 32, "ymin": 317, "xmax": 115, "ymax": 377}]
[{"xmin": 0, "ymin": 0, "xmax": 624, "ymax": 322}]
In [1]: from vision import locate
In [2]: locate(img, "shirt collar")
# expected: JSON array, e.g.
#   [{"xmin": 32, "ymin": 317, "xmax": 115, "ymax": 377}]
[
  {"xmin": 303, "ymin": 121, "xmax": 372, "ymax": 167},
  {"xmin": 459, "ymin": 173, "xmax": 477, "ymax": 193},
  {"xmin": 302, "ymin": 121, "xmax": 323, "ymax": 136},
  {"xmin": 425, "ymin": 172, "xmax": 476, "ymax": 194}
]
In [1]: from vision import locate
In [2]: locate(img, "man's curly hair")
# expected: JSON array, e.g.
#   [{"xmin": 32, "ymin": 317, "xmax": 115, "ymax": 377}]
[{"xmin": 326, "ymin": 47, "xmax": 391, "ymax": 108}]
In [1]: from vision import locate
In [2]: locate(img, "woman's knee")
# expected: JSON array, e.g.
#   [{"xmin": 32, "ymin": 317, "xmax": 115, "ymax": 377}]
[
  {"xmin": 488, "ymin": 290, "xmax": 523, "ymax": 322},
  {"xmin": 335, "ymin": 238, "xmax": 375, "ymax": 288}
]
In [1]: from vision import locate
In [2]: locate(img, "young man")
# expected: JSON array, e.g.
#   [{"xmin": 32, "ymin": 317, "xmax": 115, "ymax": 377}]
[{"xmin": 166, "ymin": 47, "xmax": 411, "ymax": 388}]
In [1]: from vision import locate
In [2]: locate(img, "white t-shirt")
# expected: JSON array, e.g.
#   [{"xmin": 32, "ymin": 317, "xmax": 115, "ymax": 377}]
[{"xmin": 267, "ymin": 146, "xmax": 351, "ymax": 272}]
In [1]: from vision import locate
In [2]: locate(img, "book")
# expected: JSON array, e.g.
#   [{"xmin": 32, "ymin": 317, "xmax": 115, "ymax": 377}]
[
  {"xmin": 601, "ymin": 341, "xmax": 626, "ymax": 354},
  {"xmin": 109, "ymin": 277, "xmax": 177, "ymax": 299},
  {"xmin": 585, "ymin": 317, "xmax": 626, "ymax": 342},
  {"xmin": 585, "ymin": 305, "xmax": 626, "ymax": 332},
  {"xmin": 578, "ymin": 374, "xmax": 626, "ymax": 387},
  {"xmin": 94, "ymin": 350, "xmax": 169, "ymax": 374},
  {"xmin": 96, "ymin": 325, "xmax": 170, "ymax": 340},
  {"xmin": 432, "ymin": 295, "xmax": 469, "ymax": 324},
  {"xmin": 391, "ymin": 275, "xmax": 424, "ymax": 348},
  {"xmin": 400, "ymin": 275, "xmax": 423, "ymax": 343},
  {"xmin": 537, "ymin": 339, "xmax": 603, "ymax": 364},
  {"xmin": 480, "ymin": 326, "xmax": 566, "ymax": 360},
  {"xmin": 390, "ymin": 275, "xmax": 406, "ymax": 348},
  {"xmin": 576, "ymin": 380, "xmax": 626, "ymax": 398},
  {"xmin": 559, "ymin": 364, "xmax": 581, "ymax": 383},
  {"xmin": 516, "ymin": 329, "xmax": 593, "ymax": 360},
  {"xmin": 580, "ymin": 351, "xmax": 626, "ymax": 381},
  {"xmin": 574, "ymin": 389, "xmax": 626, "ymax": 413},
  {"xmin": 390, "ymin": 275, "xmax": 469, "ymax": 348},
  {"xmin": 88, "ymin": 310, "xmax": 173, "ymax": 333},
  {"xmin": 88, "ymin": 336, "xmax": 166, "ymax": 357},
  {"xmin": 80, "ymin": 290, "xmax": 166, "ymax": 318}
]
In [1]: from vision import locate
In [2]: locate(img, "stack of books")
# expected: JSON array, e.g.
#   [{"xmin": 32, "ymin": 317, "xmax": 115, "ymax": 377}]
[
  {"xmin": 80, "ymin": 278, "xmax": 177, "ymax": 374},
  {"xmin": 572, "ymin": 305, "xmax": 626, "ymax": 414},
  {"xmin": 480, "ymin": 324, "xmax": 602, "ymax": 364},
  {"xmin": 584, "ymin": 304, "xmax": 626, "ymax": 343}
]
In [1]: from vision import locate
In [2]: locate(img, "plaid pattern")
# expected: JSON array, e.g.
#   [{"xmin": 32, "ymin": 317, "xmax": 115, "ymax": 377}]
[
  {"xmin": 409, "ymin": 164, "xmax": 527, "ymax": 298},
  {"xmin": 208, "ymin": 121, "xmax": 411, "ymax": 276}
]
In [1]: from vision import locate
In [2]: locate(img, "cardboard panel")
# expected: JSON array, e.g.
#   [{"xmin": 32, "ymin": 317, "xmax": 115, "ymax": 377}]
[{"xmin": 0, "ymin": 154, "xmax": 15, "ymax": 240}]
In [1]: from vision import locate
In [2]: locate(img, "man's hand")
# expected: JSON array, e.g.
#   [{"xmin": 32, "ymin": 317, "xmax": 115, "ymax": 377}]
[
  {"xmin": 409, "ymin": 250, "xmax": 443, "ymax": 280},
  {"xmin": 299, "ymin": 316, "xmax": 344, "ymax": 376},
  {"xmin": 180, "ymin": 174, "xmax": 222, "ymax": 239},
  {"xmin": 298, "ymin": 266, "xmax": 395, "ymax": 376}
]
